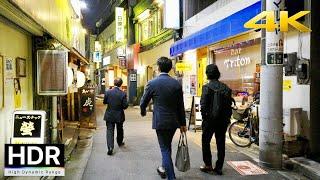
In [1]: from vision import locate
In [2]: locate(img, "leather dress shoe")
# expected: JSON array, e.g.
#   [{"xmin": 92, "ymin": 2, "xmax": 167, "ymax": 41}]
[
  {"xmin": 107, "ymin": 148, "xmax": 113, "ymax": 156},
  {"xmin": 157, "ymin": 166, "xmax": 166, "ymax": 179},
  {"xmin": 200, "ymin": 165, "xmax": 214, "ymax": 173},
  {"xmin": 213, "ymin": 168, "xmax": 223, "ymax": 175},
  {"xmin": 118, "ymin": 142, "xmax": 125, "ymax": 147}
]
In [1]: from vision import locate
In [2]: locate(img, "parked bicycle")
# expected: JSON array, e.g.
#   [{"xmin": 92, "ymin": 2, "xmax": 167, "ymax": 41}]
[{"xmin": 228, "ymin": 101, "xmax": 259, "ymax": 147}]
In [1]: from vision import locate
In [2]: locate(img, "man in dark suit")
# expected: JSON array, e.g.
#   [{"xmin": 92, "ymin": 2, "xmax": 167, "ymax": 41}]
[
  {"xmin": 140, "ymin": 57, "xmax": 186, "ymax": 180},
  {"xmin": 103, "ymin": 78, "xmax": 129, "ymax": 155}
]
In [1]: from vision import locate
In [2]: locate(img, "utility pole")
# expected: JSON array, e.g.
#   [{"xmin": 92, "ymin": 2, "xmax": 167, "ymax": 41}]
[
  {"xmin": 259, "ymin": 0, "xmax": 284, "ymax": 169},
  {"xmin": 310, "ymin": 0, "xmax": 320, "ymax": 162}
]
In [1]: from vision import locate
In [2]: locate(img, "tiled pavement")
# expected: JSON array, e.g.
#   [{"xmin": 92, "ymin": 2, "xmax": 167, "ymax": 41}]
[{"xmin": 82, "ymin": 102, "xmax": 286, "ymax": 180}]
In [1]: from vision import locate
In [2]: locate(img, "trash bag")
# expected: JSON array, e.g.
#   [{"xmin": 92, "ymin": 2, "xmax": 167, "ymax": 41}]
[{"xmin": 175, "ymin": 132, "xmax": 190, "ymax": 172}]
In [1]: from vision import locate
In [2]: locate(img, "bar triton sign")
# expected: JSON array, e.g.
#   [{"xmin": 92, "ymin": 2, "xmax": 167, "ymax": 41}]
[{"xmin": 5, "ymin": 144, "xmax": 64, "ymax": 176}]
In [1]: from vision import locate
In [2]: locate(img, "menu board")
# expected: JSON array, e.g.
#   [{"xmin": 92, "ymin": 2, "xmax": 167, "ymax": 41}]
[{"xmin": 37, "ymin": 50, "xmax": 68, "ymax": 95}]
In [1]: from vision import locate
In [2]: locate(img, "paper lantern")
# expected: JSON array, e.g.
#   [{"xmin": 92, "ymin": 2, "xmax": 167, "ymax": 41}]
[
  {"xmin": 77, "ymin": 71, "xmax": 86, "ymax": 88},
  {"xmin": 67, "ymin": 67, "xmax": 74, "ymax": 87}
]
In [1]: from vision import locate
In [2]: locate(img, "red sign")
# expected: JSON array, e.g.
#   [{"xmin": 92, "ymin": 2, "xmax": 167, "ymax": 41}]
[{"xmin": 126, "ymin": 44, "xmax": 140, "ymax": 70}]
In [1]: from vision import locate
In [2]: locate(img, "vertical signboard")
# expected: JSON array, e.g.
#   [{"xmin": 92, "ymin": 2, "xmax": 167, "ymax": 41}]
[
  {"xmin": 126, "ymin": 44, "xmax": 140, "ymax": 70},
  {"xmin": 115, "ymin": 7, "xmax": 124, "ymax": 42},
  {"xmin": 190, "ymin": 75, "xmax": 196, "ymax": 95},
  {"xmin": 11, "ymin": 111, "xmax": 46, "ymax": 144},
  {"xmin": 93, "ymin": 51, "xmax": 102, "ymax": 62},
  {"xmin": 164, "ymin": 0, "xmax": 180, "ymax": 29},
  {"xmin": 79, "ymin": 87, "xmax": 97, "ymax": 128},
  {"xmin": 37, "ymin": 50, "xmax": 68, "ymax": 95},
  {"xmin": 103, "ymin": 56, "xmax": 111, "ymax": 66},
  {"xmin": 119, "ymin": 57, "xmax": 127, "ymax": 69},
  {"xmin": 265, "ymin": 1, "xmax": 284, "ymax": 65},
  {"xmin": 80, "ymin": 87, "xmax": 95, "ymax": 117}
]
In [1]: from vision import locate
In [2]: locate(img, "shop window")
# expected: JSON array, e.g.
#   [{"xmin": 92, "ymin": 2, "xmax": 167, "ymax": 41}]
[
  {"xmin": 211, "ymin": 38, "xmax": 261, "ymax": 97},
  {"xmin": 184, "ymin": 0, "xmax": 218, "ymax": 20},
  {"xmin": 157, "ymin": 8, "xmax": 163, "ymax": 33},
  {"xmin": 141, "ymin": 19, "xmax": 149, "ymax": 41}
]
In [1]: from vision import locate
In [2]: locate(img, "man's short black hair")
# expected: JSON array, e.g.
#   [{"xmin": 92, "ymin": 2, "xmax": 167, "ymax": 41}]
[
  {"xmin": 206, "ymin": 64, "xmax": 221, "ymax": 80},
  {"xmin": 157, "ymin": 57, "xmax": 172, "ymax": 73},
  {"xmin": 114, "ymin": 78, "xmax": 123, "ymax": 87}
]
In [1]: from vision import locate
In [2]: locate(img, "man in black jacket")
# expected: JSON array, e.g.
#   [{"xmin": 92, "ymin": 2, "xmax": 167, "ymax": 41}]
[
  {"xmin": 140, "ymin": 57, "xmax": 186, "ymax": 180},
  {"xmin": 103, "ymin": 78, "xmax": 129, "ymax": 155},
  {"xmin": 200, "ymin": 64, "xmax": 232, "ymax": 175}
]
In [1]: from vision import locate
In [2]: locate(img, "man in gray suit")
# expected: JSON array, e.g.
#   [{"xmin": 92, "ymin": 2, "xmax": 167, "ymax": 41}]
[
  {"xmin": 140, "ymin": 57, "xmax": 186, "ymax": 180},
  {"xmin": 103, "ymin": 78, "xmax": 128, "ymax": 155}
]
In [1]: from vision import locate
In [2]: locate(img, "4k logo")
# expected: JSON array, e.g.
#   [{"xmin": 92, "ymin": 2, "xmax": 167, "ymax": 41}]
[{"xmin": 244, "ymin": 11, "xmax": 311, "ymax": 32}]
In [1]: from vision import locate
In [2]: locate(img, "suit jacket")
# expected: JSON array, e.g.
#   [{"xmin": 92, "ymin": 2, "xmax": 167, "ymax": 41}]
[
  {"xmin": 200, "ymin": 80, "xmax": 232, "ymax": 126},
  {"xmin": 103, "ymin": 87, "xmax": 129, "ymax": 123},
  {"xmin": 140, "ymin": 74, "xmax": 186, "ymax": 130}
]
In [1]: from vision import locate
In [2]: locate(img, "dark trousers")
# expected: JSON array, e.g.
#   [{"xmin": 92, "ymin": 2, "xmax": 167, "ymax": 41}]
[
  {"xmin": 156, "ymin": 129, "xmax": 176, "ymax": 180},
  {"xmin": 106, "ymin": 121, "xmax": 124, "ymax": 149},
  {"xmin": 202, "ymin": 122, "xmax": 228, "ymax": 170}
]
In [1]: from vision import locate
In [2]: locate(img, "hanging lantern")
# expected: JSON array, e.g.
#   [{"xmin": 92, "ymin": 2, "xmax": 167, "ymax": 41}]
[
  {"xmin": 67, "ymin": 67, "xmax": 74, "ymax": 87},
  {"xmin": 77, "ymin": 71, "xmax": 86, "ymax": 88}
]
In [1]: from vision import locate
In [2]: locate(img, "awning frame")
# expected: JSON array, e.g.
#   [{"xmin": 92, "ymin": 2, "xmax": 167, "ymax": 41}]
[{"xmin": 170, "ymin": 1, "xmax": 261, "ymax": 57}]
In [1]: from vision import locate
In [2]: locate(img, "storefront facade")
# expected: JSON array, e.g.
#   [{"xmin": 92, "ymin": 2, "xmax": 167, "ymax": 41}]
[
  {"xmin": 179, "ymin": 32, "xmax": 261, "ymax": 107},
  {"xmin": 173, "ymin": 0, "xmax": 261, "ymax": 108},
  {"xmin": 173, "ymin": 0, "xmax": 311, "ymax": 145},
  {"xmin": 137, "ymin": 39, "xmax": 174, "ymax": 88},
  {"xmin": 98, "ymin": 13, "xmax": 128, "ymax": 92},
  {"xmin": 0, "ymin": 0, "xmax": 88, "ymax": 177},
  {"xmin": 0, "ymin": 17, "xmax": 34, "ymax": 177},
  {"xmin": 133, "ymin": 0, "xmax": 175, "ymax": 101}
]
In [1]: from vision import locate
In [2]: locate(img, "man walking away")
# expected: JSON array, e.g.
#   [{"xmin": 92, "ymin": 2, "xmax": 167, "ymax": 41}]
[
  {"xmin": 140, "ymin": 57, "xmax": 187, "ymax": 180},
  {"xmin": 103, "ymin": 78, "xmax": 129, "ymax": 155},
  {"xmin": 200, "ymin": 64, "xmax": 233, "ymax": 175}
]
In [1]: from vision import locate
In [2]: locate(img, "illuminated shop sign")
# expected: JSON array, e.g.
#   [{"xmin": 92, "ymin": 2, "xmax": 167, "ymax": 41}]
[
  {"xmin": 224, "ymin": 57, "xmax": 252, "ymax": 68},
  {"xmin": 95, "ymin": 41, "xmax": 102, "ymax": 52},
  {"xmin": 176, "ymin": 62, "xmax": 192, "ymax": 71},
  {"xmin": 115, "ymin": 7, "xmax": 124, "ymax": 42},
  {"xmin": 163, "ymin": 0, "xmax": 180, "ymax": 29},
  {"xmin": 223, "ymin": 48, "xmax": 252, "ymax": 69},
  {"xmin": 80, "ymin": 88, "xmax": 95, "ymax": 117},
  {"xmin": 103, "ymin": 56, "xmax": 111, "ymax": 66},
  {"xmin": 11, "ymin": 110, "xmax": 46, "ymax": 144},
  {"xmin": 93, "ymin": 51, "xmax": 102, "ymax": 62}
]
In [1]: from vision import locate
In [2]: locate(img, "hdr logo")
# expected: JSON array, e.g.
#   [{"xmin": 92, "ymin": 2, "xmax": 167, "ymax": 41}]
[
  {"xmin": 4, "ymin": 144, "xmax": 65, "ymax": 176},
  {"xmin": 244, "ymin": 11, "xmax": 311, "ymax": 32}
]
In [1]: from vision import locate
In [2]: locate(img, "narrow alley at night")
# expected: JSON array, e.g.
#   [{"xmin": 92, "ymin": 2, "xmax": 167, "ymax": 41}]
[{"xmin": 0, "ymin": 0, "xmax": 320, "ymax": 180}]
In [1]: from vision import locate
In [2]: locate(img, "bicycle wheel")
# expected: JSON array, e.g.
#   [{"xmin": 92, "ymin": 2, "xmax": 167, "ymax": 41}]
[{"xmin": 228, "ymin": 121, "xmax": 252, "ymax": 147}]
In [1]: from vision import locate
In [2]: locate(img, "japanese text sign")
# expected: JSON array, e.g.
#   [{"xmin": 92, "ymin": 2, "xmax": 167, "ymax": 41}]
[
  {"xmin": 11, "ymin": 111, "xmax": 46, "ymax": 144},
  {"xmin": 115, "ymin": 7, "xmax": 124, "ymax": 42},
  {"xmin": 80, "ymin": 87, "xmax": 95, "ymax": 117}
]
